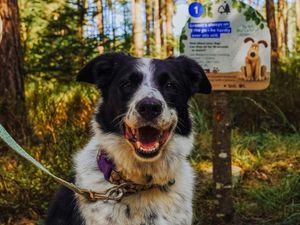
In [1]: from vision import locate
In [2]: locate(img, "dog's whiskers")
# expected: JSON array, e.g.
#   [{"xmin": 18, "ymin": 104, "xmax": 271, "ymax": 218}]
[{"xmin": 112, "ymin": 113, "xmax": 127, "ymax": 123}]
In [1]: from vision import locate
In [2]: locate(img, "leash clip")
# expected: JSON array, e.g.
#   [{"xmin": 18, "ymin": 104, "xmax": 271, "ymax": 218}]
[{"xmin": 104, "ymin": 183, "xmax": 130, "ymax": 201}]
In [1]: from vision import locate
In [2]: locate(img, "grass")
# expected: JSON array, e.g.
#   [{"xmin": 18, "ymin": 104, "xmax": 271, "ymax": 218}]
[{"xmin": 192, "ymin": 130, "xmax": 300, "ymax": 225}]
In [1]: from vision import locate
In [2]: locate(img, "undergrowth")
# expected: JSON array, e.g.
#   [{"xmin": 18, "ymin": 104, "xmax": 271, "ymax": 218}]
[
  {"xmin": 0, "ymin": 78, "xmax": 98, "ymax": 224},
  {"xmin": 192, "ymin": 131, "xmax": 300, "ymax": 225}
]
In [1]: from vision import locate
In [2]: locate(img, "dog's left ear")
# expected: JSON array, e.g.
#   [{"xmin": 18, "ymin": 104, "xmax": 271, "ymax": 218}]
[
  {"xmin": 76, "ymin": 52, "xmax": 130, "ymax": 89},
  {"xmin": 258, "ymin": 40, "xmax": 268, "ymax": 48},
  {"xmin": 175, "ymin": 56, "xmax": 212, "ymax": 94}
]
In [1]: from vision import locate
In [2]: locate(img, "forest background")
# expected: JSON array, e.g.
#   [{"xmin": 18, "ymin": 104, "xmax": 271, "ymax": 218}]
[{"xmin": 0, "ymin": 0, "xmax": 299, "ymax": 224}]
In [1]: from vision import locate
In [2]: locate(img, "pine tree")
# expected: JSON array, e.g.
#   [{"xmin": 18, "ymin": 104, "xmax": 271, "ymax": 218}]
[
  {"xmin": 165, "ymin": 0, "xmax": 174, "ymax": 56},
  {"xmin": 266, "ymin": 0, "xmax": 279, "ymax": 63},
  {"xmin": 132, "ymin": 0, "xmax": 143, "ymax": 56},
  {"xmin": 154, "ymin": 0, "xmax": 161, "ymax": 57},
  {"xmin": 96, "ymin": 0, "xmax": 105, "ymax": 53},
  {"xmin": 0, "ymin": 0, "xmax": 27, "ymax": 135}
]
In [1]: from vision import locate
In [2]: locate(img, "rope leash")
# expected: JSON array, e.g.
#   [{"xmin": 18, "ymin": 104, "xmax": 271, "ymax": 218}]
[{"xmin": 0, "ymin": 124, "xmax": 144, "ymax": 202}]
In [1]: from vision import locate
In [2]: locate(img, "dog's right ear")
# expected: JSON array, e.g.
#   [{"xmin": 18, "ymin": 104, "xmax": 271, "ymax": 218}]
[
  {"xmin": 244, "ymin": 37, "xmax": 255, "ymax": 43},
  {"xmin": 76, "ymin": 52, "xmax": 129, "ymax": 88}
]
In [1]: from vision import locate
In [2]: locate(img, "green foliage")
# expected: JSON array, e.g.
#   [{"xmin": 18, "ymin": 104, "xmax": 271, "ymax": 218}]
[
  {"xmin": 202, "ymin": 1, "xmax": 213, "ymax": 18},
  {"xmin": 0, "ymin": 79, "xmax": 98, "ymax": 224},
  {"xmin": 20, "ymin": 0, "xmax": 99, "ymax": 82},
  {"xmin": 179, "ymin": 27, "xmax": 187, "ymax": 54}
]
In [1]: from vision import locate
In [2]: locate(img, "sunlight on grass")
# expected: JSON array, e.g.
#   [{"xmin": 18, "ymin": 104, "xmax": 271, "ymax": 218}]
[{"xmin": 191, "ymin": 129, "xmax": 300, "ymax": 225}]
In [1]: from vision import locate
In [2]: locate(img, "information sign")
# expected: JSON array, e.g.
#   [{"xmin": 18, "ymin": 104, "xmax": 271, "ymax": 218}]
[{"xmin": 181, "ymin": 0, "xmax": 271, "ymax": 90}]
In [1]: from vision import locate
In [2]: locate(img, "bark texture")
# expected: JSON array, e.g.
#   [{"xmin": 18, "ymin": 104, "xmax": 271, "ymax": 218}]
[
  {"xmin": 77, "ymin": 0, "xmax": 86, "ymax": 42},
  {"xmin": 296, "ymin": 0, "xmax": 300, "ymax": 32},
  {"xmin": 266, "ymin": 0, "xmax": 279, "ymax": 63},
  {"xmin": 145, "ymin": 0, "xmax": 152, "ymax": 55},
  {"xmin": 277, "ymin": 0, "xmax": 287, "ymax": 56},
  {"xmin": 212, "ymin": 92, "xmax": 234, "ymax": 225},
  {"xmin": 132, "ymin": 0, "xmax": 143, "ymax": 57},
  {"xmin": 0, "ymin": 0, "xmax": 26, "ymax": 135},
  {"xmin": 154, "ymin": 0, "xmax": 161, "ymax": 57},
  {"xmin": 96, "ymin": 0, "xmax": 105, "ymax": 53},
  {"xmin": 159, "ymin": 0, "xmax": 165, "ymax": 56},
  {"xmin": 165, "ymin": 0, "xmax": 173, "ymax": 56}
]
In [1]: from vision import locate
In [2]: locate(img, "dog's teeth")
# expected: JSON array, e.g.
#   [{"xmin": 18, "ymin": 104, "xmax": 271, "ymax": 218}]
[
  {"xmin": 136, "ymin": 141, "xmax": 141, "ymax": 148},
  {"xmin": 155, "ymin": 142, "xmax": 159, "ymax": 148},
  {"xmin": 140, "ymin": 147, "xmax": 156, "ymax": 152}
]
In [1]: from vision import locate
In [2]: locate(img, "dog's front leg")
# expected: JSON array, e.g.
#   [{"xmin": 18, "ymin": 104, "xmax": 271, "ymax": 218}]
[
  {"xmin": 245, "ymin": 59, "xmax": 253, "ymax": 81},
  {"xmin": 255, "ymin": 58, "xmax": 262, "ymax": 80}
]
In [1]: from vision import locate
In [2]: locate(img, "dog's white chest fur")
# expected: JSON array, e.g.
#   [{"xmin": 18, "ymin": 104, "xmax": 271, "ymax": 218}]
[{"xmin": 74, "ymin": 134, "xmax": 195, "ymax": 225}]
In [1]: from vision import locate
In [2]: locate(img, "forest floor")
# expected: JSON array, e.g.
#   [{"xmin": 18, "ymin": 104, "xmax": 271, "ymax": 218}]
[
  {"xmin": 192, "ymin": 132, "xmax": 300, "ymax": 225},
  {"xmin": 1, "ymin": 132, "xmax": 299, "ymax": 225}
]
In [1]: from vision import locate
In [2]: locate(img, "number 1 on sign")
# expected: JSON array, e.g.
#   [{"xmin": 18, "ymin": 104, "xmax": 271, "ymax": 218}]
[
  {"xmin": 194, "ymin": 6, "xmax": 198, "ymax": 14},
  {"xmin": 189, "ymin": 2, "xmax": 204, "ymax": 18}
]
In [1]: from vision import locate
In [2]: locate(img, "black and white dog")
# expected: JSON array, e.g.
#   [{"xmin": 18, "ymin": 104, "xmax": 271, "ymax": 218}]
[{"xmin": 46, "ymin": 53, "xmax": 211, "ymax": 225}]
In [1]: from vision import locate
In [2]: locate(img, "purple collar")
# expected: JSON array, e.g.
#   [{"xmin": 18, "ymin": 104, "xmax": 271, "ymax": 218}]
[{"xmin": 97, "ymin": 151, "xmax": 116, "ymax": 181}]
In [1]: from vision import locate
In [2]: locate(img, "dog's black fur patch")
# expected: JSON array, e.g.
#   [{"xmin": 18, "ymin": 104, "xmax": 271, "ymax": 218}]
[{"xmin": 45, "ymin": 177, "xmax": 84, "ymax": 225}]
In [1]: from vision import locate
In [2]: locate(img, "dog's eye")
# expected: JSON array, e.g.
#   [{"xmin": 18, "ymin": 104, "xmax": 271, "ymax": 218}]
[
  {"xmin": 120, "ymin": 81, "xmax": 132, "ymax": 89},
  {"xmin": 165, "ymin": 81, "xmax": 176, "ymax": 90}
]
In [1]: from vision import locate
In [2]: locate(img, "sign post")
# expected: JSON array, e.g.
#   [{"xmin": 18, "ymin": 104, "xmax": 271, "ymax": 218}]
[
  {"xmin": 181, "ymin": 1, "xmax": 271, "ymax": 224},
  {"xmin": 212, "ymin": 91, "xmax": 233, "ymax": 224}
]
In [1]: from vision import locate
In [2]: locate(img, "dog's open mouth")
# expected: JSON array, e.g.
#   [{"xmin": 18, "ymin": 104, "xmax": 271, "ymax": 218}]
[{"xmin": 124, "ymin": 124, "xmax": 172, "ymax": 159}]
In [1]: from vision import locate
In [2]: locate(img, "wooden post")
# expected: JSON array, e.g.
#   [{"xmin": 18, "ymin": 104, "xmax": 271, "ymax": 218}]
[{"xmin": 212, "ymin": 92, "xmax": 234, "ymax": 224}]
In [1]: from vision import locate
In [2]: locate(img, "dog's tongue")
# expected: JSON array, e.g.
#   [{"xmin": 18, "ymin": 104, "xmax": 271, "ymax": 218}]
[{"xmin": 138, "ymin": 126, "xmax": 160, "ymax": 150}]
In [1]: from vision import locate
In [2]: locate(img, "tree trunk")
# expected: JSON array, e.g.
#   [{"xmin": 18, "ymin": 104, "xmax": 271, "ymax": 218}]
[
  {"xmin": 132, "ymin": 0, "xmax": 143, "ymax": 57},
  {"xmin": 277, "ymin": 0, "xmax": 287, "ymax": 57},
  {"xmin": 0, "ymin": 15, "xmax": 2, "ymax": 42},
  {"xmin": 96, "ymin": 0, "xmax": 105, "ymax": 54},
  {"xmin": 0, "ymin": 0, "xmax": 26, "ymax": 136},
  {"xmin": 165, "ymin": 0, "xmax": 174, "ymax": 56},
  {"xmin": 212, "ymin": 92, "xmax": 234, "ymax": 225},
  {"xmin": 145, "ymin": 0, "xmax": 152, "ymax": 56},
  {"xmin": 296, "ymin": 0, "xmax": 300, "ymax": 32},
  {"xmin": 266, "ymin": 0, "xmax": 279, "ymax": 64},
  {"xmin": 77, "ymin": 0, "xmax": 86, "ymax": 42},
  {"xmin": 154, "ymin": 0, "xmax": 161, "ymax": 57},
  {"xmin": 111, "ymin": 3, "xmax": 116, "ymax": 51},
  {"xmin": 283, "ymin": 1, "xmax": 288, "ymax": 51},
  {"xmin": 159, "ymin": 0, "xmax": 165, "ymax": 56}
]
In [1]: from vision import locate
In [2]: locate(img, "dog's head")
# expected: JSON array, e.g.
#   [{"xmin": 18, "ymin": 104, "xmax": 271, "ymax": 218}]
[
  {"xmin": 245, "ymin": 37, "xmax": 268, "ymax": 60},
  {"xmin": 77, "ymin": 53, "xmax": 211, "ymax": 162}
]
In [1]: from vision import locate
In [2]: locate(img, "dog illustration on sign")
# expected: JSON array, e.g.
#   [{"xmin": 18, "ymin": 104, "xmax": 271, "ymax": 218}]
[{"xmin": 241, "ymin": 37, "xmax": 269, "ymax": 81}]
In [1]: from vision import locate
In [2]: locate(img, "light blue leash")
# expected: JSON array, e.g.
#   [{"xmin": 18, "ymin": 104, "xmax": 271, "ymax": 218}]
[{"xmin": 0, "ymin": 124, "xmax": 124, "ymax": 202}]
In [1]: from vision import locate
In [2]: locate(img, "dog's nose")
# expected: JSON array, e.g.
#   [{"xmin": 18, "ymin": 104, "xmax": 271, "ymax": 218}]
[
  {"xmin": 250, "ymin": 52, "xmax": 256, "ymax": 57},
  {"xmin": 136, "ymin": 97, "xmax": 163, "ymax": 121}
]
